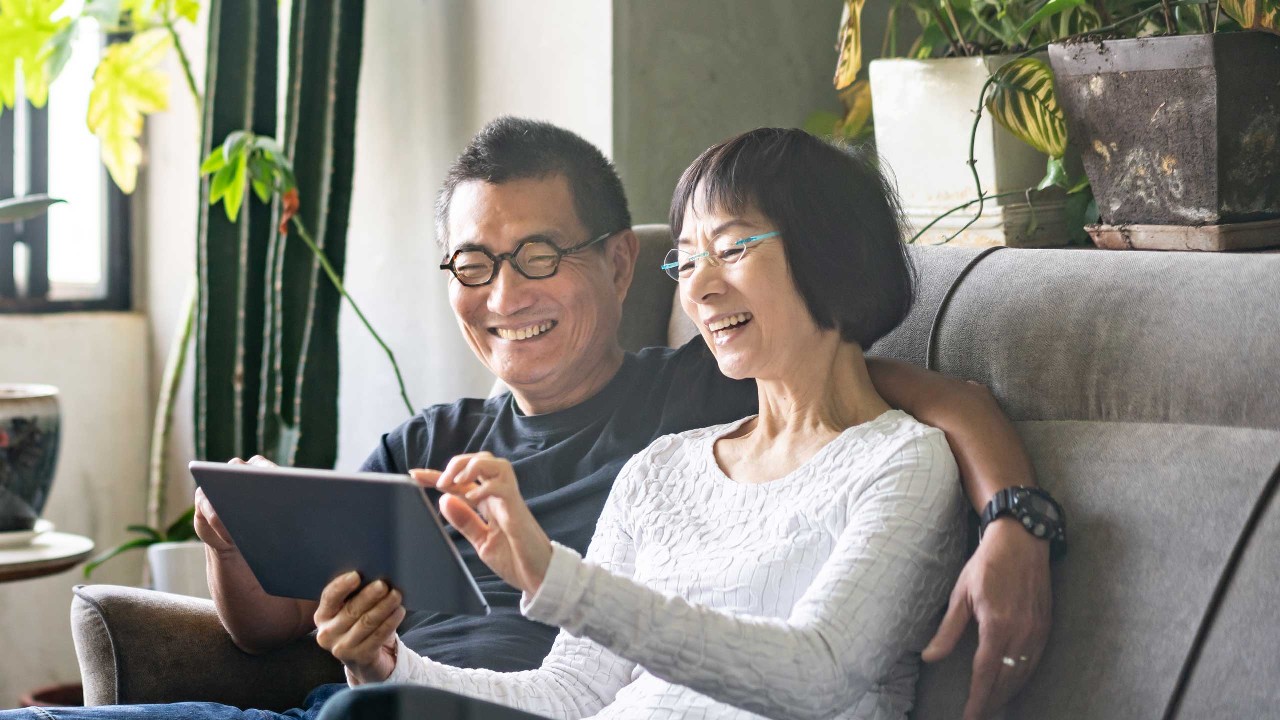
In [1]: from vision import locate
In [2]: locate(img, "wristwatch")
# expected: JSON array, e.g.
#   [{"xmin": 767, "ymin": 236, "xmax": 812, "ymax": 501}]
[{"xmin": 979, "ymin": 486, "xmax": 1067, "ymax": 560}]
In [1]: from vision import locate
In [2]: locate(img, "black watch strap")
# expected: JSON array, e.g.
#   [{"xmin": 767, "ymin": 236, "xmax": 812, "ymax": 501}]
[{"xmin": 980, "ymin": 486, "xmax": 1068, "ymax": 560}]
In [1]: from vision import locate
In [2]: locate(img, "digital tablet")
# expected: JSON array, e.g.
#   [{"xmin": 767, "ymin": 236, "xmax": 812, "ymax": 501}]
[{"xmin": 189, "ymin": 461, "xmax": 488, "ymax": 616}]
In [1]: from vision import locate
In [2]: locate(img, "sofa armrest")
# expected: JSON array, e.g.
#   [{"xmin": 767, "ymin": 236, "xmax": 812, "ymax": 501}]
[{"xmin": 72, "ymin": 584, "xmax": 344, "ymax": 711}]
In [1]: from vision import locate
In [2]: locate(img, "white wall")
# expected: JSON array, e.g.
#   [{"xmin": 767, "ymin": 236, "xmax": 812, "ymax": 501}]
[
  {"xmin": 0, "ymin": 314, "xmax": 149, "ymax": 707},
  {"xmin": 335, "ymin": 0, "xmax": 614, "ymax": 469}
]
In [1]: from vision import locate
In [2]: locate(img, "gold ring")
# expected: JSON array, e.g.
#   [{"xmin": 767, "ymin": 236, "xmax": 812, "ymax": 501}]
[{"xmin": 1001, "ymin": 656, "xmax": 1017, "ymax": 667}]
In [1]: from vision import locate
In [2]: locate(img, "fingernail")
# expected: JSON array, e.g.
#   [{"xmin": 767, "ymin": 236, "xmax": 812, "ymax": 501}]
[{"xmin": 345, "ymin": 571, "xmax": 359, "ymax": 582}]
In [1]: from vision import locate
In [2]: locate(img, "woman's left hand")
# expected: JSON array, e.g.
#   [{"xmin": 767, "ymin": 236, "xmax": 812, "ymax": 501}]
[{"xmin": 412, "ymin": 452, "xmax": 552, "ymax": 595}]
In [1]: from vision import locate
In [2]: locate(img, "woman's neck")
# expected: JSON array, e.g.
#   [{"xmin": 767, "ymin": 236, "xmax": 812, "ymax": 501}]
[{"xmin": 718, "ymin": 341, "xmax": 892, "ymax": 483}]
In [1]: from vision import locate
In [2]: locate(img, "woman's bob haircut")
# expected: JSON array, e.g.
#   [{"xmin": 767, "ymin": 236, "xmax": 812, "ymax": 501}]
[{"xmin": 669, "ymin": 128, "xmax": 915, "ymax": 350}]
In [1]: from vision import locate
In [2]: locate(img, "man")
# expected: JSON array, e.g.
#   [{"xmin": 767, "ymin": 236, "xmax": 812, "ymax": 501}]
[{"xmin": 8, "ymin": 118, "xmax": 1054, "ymax": 720}]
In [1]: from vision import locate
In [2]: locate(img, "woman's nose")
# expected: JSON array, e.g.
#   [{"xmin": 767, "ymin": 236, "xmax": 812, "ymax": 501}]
[{"xmin": 683, "ymin": 258, "xmax": 726, "ymax": 303}]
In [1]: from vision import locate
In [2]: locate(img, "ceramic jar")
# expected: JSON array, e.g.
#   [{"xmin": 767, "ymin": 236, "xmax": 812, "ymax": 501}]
[{"xmin": 0, "ymin": 384, "xmax": 61, "ymax": 532}]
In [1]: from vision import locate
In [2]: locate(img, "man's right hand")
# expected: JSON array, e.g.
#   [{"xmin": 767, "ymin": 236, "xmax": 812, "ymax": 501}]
[{"xmin": 194, "ymin": 455, "xmax": 277, "ymax": 552}]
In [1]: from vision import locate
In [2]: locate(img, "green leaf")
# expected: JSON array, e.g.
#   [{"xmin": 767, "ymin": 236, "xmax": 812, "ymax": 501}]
[
  {"xmin": 985, "ymin": 57, "xmax": 1067, "ymax": 159},
  {"xmin": 209, "ymin": 160, "xmax": 235, "ymax": 204},
  {"xmin": 251, "ymin": 177, "xmax": 271, "ymax": 204},
  {"xmin": 1037, "ymin": 156, "xmax": 1068, "ymax": 190},
  {"xmin": 199, "ymin": 145, "xmax": 226, "ymax": 175},
  {"xmin": 83, "ymin": 0, "xmax": 124, "ymax": 25},
  {"xmin": 223, "ymin": 149, "xmax": 247, "ymax": 222},
  {"xmin": 43, "ymin": 18, "xmax": 78, "ymax": 85},
  {"xmin": 174, "ymin": 0, "xmax": 199, "ymax": 23},
  {"xmin": 0, "ymin": 194, "xmax": 65, "ymax": 222},
  {"xmin": 82, "ymin": 536, "xmax": 157, "ymax": 578},
  {"xmin": 252, "ymin": 135, "xmax": 284, "ymax": 157},
  {"xmin": 126, "ymin": 524, "xmax": 163, "ymax": 541},
  {"xmin": 162, "ymin": 505, "xmax": 197, "ymax": 541},
  {"xmin": 86, "ymin": 28, "xmax": 173, "ymax": 193},
  {"xmin": 221, "ymin": 129, "xmax": 250, "ymax": 166},
  {"xmin": 803, "ymin": 111, "xmax": 841, "ymax": 138},
  {"xmin": 1016, "ymin": 0, "xmax": 1086, "ymax": 35},
  {"xmin": 0, "ymin": 0, "xmax": 72, "ymax": 109}
]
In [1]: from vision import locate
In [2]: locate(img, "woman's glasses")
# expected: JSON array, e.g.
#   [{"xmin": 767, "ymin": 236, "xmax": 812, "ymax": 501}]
[
  {"xmin": 661, "ymin": 231, "xmax": 779, "ymax": 280},
  {"xmin": 440, "ymin": 231, "xmax": 617, "ymax": 287}
]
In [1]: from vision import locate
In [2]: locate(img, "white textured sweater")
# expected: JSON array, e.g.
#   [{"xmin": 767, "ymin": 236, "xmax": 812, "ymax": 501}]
[{"xmin": 380, "ymin": 410, "xmax": 965, "ymax": 719}]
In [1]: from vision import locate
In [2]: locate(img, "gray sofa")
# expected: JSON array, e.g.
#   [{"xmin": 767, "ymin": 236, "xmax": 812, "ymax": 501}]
[{"xmin": 71, "ymin": 225, "xmax": 1280, "ymax": 718}]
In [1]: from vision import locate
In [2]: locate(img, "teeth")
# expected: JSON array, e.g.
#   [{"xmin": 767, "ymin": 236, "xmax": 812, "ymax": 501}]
[
  {"xmin": 707, "ymin": 313, "xmax": 752, "ymax": 332},
  {"xmin": 496, "ymin": 321, "xmax": 554, "ymax": 341}
]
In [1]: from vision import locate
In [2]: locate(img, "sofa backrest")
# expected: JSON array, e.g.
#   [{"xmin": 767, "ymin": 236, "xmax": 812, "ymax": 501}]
[{"xmin": 629, "ymin": 224, "xmax": 1280, "ymax": 720}]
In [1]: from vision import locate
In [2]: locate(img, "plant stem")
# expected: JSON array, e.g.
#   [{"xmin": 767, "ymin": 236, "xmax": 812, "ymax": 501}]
[
  {"xmin": 1161, "ymin": 0, "xmax": 1177, "ymax": 33},
  {"xmin": 930, "ymin": 6, "xmax": 963, "ymax": 56},
  {"xmin": 147, "ymin": 280, "xmax": 196, "ymax": 528},
  {"xmin": 944, "ymin": 1, "xmax": 1194, "ymax": 244},
  {"xmin": 164, "ymin": 15, "xmax": 202, "ymax": 114},
  {"xmin": 289, "ymin": 217, "xmax": 415, "ymax": 417},
  {"xmin": 910, "ymin": 189, "xmax": 1036, "ymax": 243},
  {"xmin": 942, "ymin": 0, "xmax": 971, "ymax": 54}
]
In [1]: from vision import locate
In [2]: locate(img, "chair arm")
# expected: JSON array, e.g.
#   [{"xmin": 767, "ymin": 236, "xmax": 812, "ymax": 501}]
[{"xmin": 72, "ymin": 584, "xmax": 344, "ymax": 711}]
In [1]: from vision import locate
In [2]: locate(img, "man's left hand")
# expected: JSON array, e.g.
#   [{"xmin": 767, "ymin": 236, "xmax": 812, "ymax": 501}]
[{"xmin": 922, "ymin": 517, "xmax": 1052, "ymax": 720}]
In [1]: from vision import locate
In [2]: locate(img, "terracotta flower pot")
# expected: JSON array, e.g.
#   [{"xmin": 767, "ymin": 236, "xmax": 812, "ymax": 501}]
[
  {"xmin": 0, "ymin": 384, "xmax": 60, "ymax": 532},
  {"xmin": 19, "ymin": 682, "xmax": 83, "ymax": 707}
]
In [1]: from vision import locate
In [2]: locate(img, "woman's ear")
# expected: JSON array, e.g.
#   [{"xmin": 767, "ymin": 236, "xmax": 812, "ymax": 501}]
[{"xmin": 609, "ymin": 229, "xmax": 640, "ymax": 304}]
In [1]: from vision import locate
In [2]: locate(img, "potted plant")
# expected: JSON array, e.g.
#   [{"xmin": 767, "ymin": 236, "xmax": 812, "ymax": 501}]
[
  {"xmin": 4, "ymin": 0, "xmax": 410, "ymax": 592},
  {"xmin": 851, "ymin": 0, "xmax": 1104, "ymax": 246},
  {"xmin": 1048, "ymin": 2, "xmax": 1280, "ymax": 250}
]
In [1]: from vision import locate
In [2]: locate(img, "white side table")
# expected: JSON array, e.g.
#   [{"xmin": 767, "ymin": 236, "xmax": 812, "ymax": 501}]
[{"xmin": 0, "ymin": 531, "xmax": 95, "ymax": 583}]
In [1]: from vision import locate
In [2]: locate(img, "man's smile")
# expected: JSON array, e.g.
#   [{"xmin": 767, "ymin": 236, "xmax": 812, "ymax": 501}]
[{"xmin": 489, "ymin": 320, "xmax": 558, "ymax": 341}]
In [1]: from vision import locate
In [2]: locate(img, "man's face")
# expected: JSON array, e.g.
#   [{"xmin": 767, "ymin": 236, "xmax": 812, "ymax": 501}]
[{"xmin": 444, "ymin": 175, "xmax": 634, "ymax": 406}]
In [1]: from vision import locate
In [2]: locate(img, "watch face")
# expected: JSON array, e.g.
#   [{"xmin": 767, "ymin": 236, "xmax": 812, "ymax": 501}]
[{"xmin": 1024, "ymin": 493, "xmax": 1061, "ymax": 522}]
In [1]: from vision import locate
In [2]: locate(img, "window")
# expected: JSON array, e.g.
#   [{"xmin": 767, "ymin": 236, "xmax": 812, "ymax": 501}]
[{"xmin": 0, "ymin": 31, "xmax": 131, "ymax": 313}]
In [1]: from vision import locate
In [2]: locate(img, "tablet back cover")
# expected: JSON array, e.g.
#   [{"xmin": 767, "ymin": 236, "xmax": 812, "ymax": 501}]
[{"xmin": 190, "ymin": 462, "xmax": 488, "ymax": 616}]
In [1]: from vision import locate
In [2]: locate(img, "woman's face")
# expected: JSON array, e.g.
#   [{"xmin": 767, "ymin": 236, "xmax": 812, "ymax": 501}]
[{"xmin": 676, "ymin": 200, "xmax": 832, "ymax": 381}]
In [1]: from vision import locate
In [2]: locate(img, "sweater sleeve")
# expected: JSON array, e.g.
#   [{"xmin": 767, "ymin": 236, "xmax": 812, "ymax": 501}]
[
  {"xmin": 521, "ymin": 429, "xmax": 965, "ymax": 720},
  {"xmin": 358, "ymin": 454, "xmax": 646, "ymax": 719}
]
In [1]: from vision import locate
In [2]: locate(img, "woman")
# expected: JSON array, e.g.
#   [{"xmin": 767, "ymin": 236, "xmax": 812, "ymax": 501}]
[{"xmin": 316, "ymin": 128, "xmax": 965, "ymax": 719}]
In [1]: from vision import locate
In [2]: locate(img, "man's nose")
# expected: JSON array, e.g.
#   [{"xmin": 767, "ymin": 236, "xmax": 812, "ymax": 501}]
[{"xmin": 486, "ymin": 262, "xmax": 536, "ymax": 315}]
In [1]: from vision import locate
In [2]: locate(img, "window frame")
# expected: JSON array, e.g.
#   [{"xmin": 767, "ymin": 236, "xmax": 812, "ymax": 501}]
[{"xmin": 0, "ymin": 81, "xmax": 132, "ymax": 314}]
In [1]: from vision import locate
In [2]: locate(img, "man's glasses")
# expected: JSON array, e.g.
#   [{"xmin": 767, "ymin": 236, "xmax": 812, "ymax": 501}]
[
  {"xmin": 440, "ymin": 230, "xmax": 617, "ymax": 287},
  {"xmin": 661, "ymin": 231, "xmax": 779, "ymax": 280}
]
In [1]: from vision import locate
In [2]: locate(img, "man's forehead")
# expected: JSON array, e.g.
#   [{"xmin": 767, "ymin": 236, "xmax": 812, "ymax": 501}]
[{"xmin": 446, "ymin": 175, "xmax": 585, "ymax": 250}]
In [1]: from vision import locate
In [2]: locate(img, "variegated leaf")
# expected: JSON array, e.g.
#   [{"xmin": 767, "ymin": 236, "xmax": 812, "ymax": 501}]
[
  {"xmin": 985, "ymin": 57, "xmax": 1067, "ymax": 159},
  {"xmin": 1220, "ymin": 0, "xmax": 1280, "ymax": 35},
  {"xmin": 832, "ymin": 0, "xmax": 866, "ymax": 90}
]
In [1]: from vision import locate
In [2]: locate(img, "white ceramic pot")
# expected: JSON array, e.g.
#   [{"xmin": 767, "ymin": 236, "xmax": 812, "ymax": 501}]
[
  {"xmin": 147, "ymin": 540, "xmax": 211, "ymax": 598},
  {"xmin": 870, "ymin": 55, "xmax": 1070, "ymax": 247}
]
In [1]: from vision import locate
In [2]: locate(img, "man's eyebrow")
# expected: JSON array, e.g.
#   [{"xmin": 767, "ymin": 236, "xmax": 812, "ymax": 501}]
[{"xmin": 449, "ymin": 231, "xmax": 560, "ymax": 254}]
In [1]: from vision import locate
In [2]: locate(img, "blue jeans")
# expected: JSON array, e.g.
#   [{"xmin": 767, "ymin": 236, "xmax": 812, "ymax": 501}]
[
  {"xmin": 3, "ymin": 685, "xmax": 546, "ymax": 720},
  {"xmin": 0, "ymin": 684, "xmax": 345, "ymax": 720}
]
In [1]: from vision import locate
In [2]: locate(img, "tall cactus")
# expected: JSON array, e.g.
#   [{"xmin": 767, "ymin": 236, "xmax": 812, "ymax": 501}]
[
  {"xmin": 195, "ymin": 0, "xmax": 277, "ymax": 463},
  {"xmin": 261, "ymin": 0, "xmax": 364, "ymax": 467},
  {"xmin": 196, "ymin": 0, "xmax": 365, "ymax": 468}
]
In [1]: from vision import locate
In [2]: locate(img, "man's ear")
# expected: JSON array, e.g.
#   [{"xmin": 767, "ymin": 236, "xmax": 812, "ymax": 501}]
[{"xmin": 608, "ymin": 229, "xmax": 640, "ymax": 304}]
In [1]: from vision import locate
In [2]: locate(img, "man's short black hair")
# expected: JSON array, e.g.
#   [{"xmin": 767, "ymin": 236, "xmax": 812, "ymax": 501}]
[
  {"xmin": 435, "ymin": 116, "xmax": 632, "ymax": 249},
  {"xmin": 669, "ymin": 127, "xmax": 914, "ymax": 350}
]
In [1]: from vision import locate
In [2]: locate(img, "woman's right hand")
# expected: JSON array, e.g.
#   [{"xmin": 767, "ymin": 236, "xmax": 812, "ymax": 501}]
[{"xmin": 194, "ymin": 455, "xmax": 277, "ymax": 553}]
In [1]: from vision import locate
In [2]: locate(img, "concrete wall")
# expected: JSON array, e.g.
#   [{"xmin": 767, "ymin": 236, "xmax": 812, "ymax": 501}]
[
  {"xmin": 613, "ymin": 0, "xmax": 844, "ymax": 225},
  {"xmin": 0, "ymin": 315, "xmax": 149, "ymax": 707}
]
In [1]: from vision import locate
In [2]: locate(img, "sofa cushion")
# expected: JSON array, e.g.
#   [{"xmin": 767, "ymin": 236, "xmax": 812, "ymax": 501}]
[
  {"xmin": 912, "ymin": 421, "xmax": 1280, "ymax": 720},
  {"xmin": 928, "ymin": 248, "xmax": 1280, "ymax": 427}
]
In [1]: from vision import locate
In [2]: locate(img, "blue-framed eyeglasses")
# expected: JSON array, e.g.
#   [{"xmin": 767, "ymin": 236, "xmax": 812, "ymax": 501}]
[{"xmin": 661, "ymin": 231, "xmax": 779, "ymax": 280}]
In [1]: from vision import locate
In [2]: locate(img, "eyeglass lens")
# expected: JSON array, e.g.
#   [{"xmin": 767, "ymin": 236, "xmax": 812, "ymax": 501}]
[{"xmin": 451, "ymin": 240, "xmax": 562, "ymax": 285}]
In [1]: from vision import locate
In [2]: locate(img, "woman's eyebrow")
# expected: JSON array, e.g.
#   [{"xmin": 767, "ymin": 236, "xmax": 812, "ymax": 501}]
[{"xmin": 677, "ymin": 219, "xmax": 754, "ymax": 247}]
